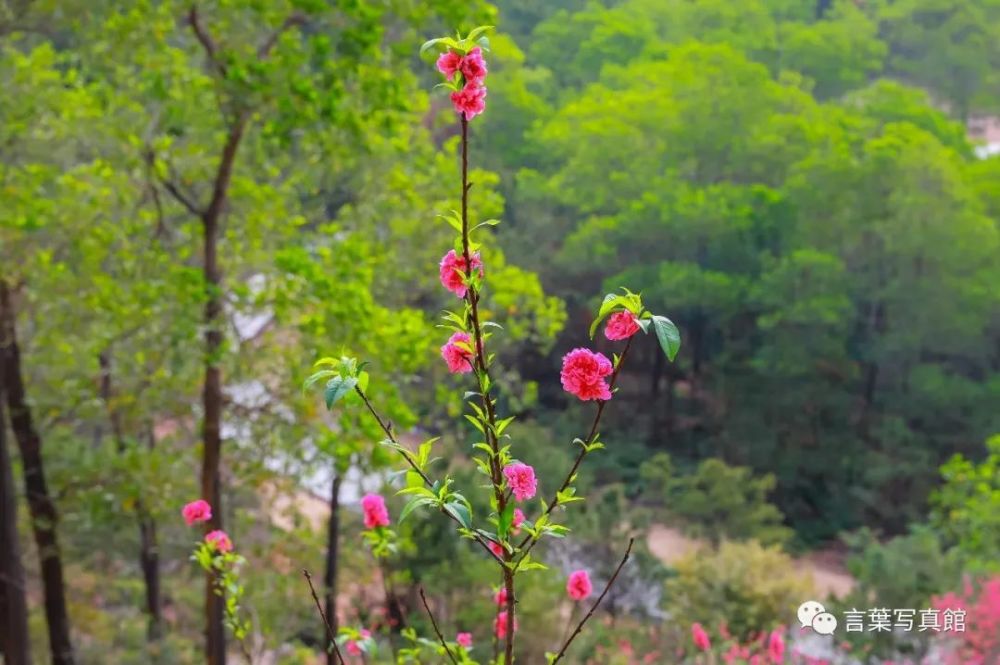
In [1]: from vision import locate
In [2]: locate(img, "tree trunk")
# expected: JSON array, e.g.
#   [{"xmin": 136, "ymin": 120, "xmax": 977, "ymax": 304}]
[
  {"xmin": 323, "ymin": 473, "xmax": 342, "ymax": 665},
  {"xmin": 0, "ymin": 282, "xmax": 74, "ymax": 665},
  {"xmin": 200, "ymin": 113, "xmax": 247, "ymax": 665},
  {"xmin": 139, "ymin": 513, "xmax": 162, "ymax": 641},
  {"xmin": 98, "ymin": 351, "xmax": 163, "ymax": 641},
  {"xmin": 0, "ymin": 383, "xmax": 32, "ymax": 665}
]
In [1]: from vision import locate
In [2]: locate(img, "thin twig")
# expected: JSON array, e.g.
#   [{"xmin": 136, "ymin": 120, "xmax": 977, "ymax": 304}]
[
  {"xmin": 353, "ymin": 386, "xmax": 497, "ymax": 557},
  {"xmin": 257, "ymin": 13, "xmax": 306, "ymax": 58},
  {"xmin": 550, "ymin": 538, "xmax": 635, "ymax": 664},
  {"xmin": 188, "ymin": 5, "xmax": 227, "ymax": 76},
  {"xmin": 302, "ymin": 569, "xmax": 346, "ymax": 665},
  {"xmin": 418, "ymin": 587, "xmax": 460, "ymax": 665},
  {"xmin": 514, "ymin": 336, "xmax": 635, "ymax": 568}
]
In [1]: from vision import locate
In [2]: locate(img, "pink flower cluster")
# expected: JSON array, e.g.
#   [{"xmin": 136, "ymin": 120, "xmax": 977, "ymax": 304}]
[
  {"xmin": 933, "ymin": 576, "xmax": 1000, "ymax": 665},
  {"xmin": 566, "ymin": 569, "xmax": 592, "ymax": 601},
  {"xmin": 205, "ymin": 529, "xmax": 233, "ymax": 553},
  {"xmin": 439, "ymin": 249, "xmax": 483, "ymax": 298},
  {"xmin": 494, "ymin": 609, "xmax": 516, "ymax": 639},
  {"xmin": 561, "ymin": 348, "xmax": 614, "ymax": 401},
  {"xmin": 441, "ymin": 331, "xmax": 475, "ymax": 374},
  {"xmin": 345, "ymin": 628, "xmax": 371, "ymax": 656},
  {"xmin": 456, "ymin": 632, "xmax": 472, "ymax": 648},
  {"xmin": 182, "ymin": 500, "xmax": 233, "ymax": 553},
  {"xmin": 182, "ymin": 499, "xmax": 212, "ymax": 526},
  {"xmin": 605, "ymin": 311, "xmax": 640, "ymax": 340},
  {"xmin": 512, "ymin": 507, "xmax": 525, "ymax": 535},
  {"xmin": 692, "ymin": 623, "xmax": 711, "ymax": 651},
  {"xmin": 361, "ymin": 493, "xmax": 390, "ymax": 529},
  {"xmin": 437, "ymin": 46, "xmax": 488, "ymax": 120},
  {"xmin": 503, "ymin": 462, "xmax": 537, "ymax": 502}
]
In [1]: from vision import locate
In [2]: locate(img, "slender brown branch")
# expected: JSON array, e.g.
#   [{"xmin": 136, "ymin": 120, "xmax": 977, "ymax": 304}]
[
  {"xmin": 302, "ymin": 569, "xmax": 346, "ymax": 665},
  {"xmin": 353, "ymin": 386, "xmax": 497, "ymax": 557},
  {"xmin": 418, "ymin": 587, "xmax": 459, "ymax": 665},
  {"xmin": 515, "ymin": 336, "xmax": 635, "ymax": 568},
  {"xmin": 550, "ymin": 538, "xmax": 634, "ymax": 664},
  {"xmin": 188, "ymin": 5, "xmax": 227, "ymax": 76},
  {"xmin": 257, "ymin": 13, "xmax": 306, "ymax": 59}
]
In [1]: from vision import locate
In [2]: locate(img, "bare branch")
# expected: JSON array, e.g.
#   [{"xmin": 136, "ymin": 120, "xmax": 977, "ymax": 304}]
[
  {"xmin": 257, "ymin": 13, "xmax": 306, "ymax": 59},
  {"xmin": 353, "ymin": 386, "xmax": 499, "ymax": 558},
  {"xmin": 514, "ymin": 336, "xmax": 635, "ymax": 569},
  {"xmin": 418, "ymin": 587, "xmax": 460, "ymax": 665},
  {"xmin": 550, "ymin": 538, "xmax": 635, "ymax": 664},
  {"xmin": 187, "ymin": 5, "xmax": 227, "ymax": 76},
  {"xmin": 302, "ymin": 569, "xmax": 346, "ymax": 665},
  {"xmin": 143, "ymin": 148, "xmax": 204, "ymax": 217}
]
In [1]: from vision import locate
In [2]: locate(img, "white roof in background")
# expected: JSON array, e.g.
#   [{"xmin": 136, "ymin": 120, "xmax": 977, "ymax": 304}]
[{"xmin": 974, "ymin": 142, "xmax": 1000, "ymax": 159}]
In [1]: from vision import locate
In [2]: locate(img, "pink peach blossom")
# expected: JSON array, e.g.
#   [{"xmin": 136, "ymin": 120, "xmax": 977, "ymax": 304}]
[
  {"xmin": 345, "ymin": 640, "xmax": 361, "ymax": 656},
  {"xmin": 450, "ymin": 82, "xmax": 487, "ymax": 120},
  {"xmin": 436, "ymin": 50, "xmax": 462, "ymax": 79},
  {"xmin": 439, "ymin": 249, "xmax": 483, "ymax": 297},
  {"xmin": 767, "ymin": 629, "xmax": 785, "ymax": 663},
  {"xmin": 512, "ymin": 508, "xmax": 525, "ymax": 535},
  {"xmin": 605, "ymin": 311, "xmax": 640, "ymax": 340},
  {"xmin": 182, "ymin": 499, "xmax": 212, "ymax": 526},
  {"xmin": 456, "ymin": 632, "xmax": 472, "ymax": 648},
  {"xmin": 494, "ymin": 610, "xmax": 516, "ymax": 639},
  {"xmin": 692, "ymin": 622, "xmax": 711, "ymax": 652},
  {"xmin": 459, "ymin": 47, "xmax": 488, "ymax": 84},
  {"xmin": 503, "ymin": 463, "xmax": 537, "ymax": 502},
  {"xmin": 566, "ymin": 570, "xmax": 593, "ymax": 601},
  {"xmin": 560, "ymin": 348, "xmax": 614, "ymax": 401},
  {"xmin": 361, "ymin": 493, "xmax": 390, "ymax": 529},
  {"xmin": 441, "ymin": 331, "xmax": 475, "ymax": 374},
  {"xmin": 494, "ymin": 586, "xmax": 508, "ymax": 606},
  {"xmin": 488, "ymin": 540, "xmax": 504, "ymax": 558},
  {"xmin": 205, "ymin": 530, "xmax": 233, "ymax": 553}
]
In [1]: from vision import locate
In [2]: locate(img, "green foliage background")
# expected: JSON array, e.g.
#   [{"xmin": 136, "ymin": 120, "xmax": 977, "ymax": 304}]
[{"xmin": 1, "ymin": 0, "xmax": 999, "ymax": 663}]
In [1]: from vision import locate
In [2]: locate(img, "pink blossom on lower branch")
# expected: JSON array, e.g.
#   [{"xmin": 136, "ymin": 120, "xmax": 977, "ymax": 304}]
[
  {"xmin": 512, "ymin": 507, "xmax": 525, "ymax": 534},
  {"xmin": 456, "ymin": 632, "xmax": 472, "ymax": 648},
  {"xmin": 205, "ymin": 530, "xmax": 233, "ymax": 553},
  {"xmin": 561, "ymin": 348, "xmax": 614, "ymax": 401},
  {"xmin": 439, "ymin": 249, "xmax": 483, "ymax": 297},
  {"xmin": 767, "ymin": 629, "xmax": 785, "ymax": 663},
  {"xmin": 692, "ymin": 622, "xmax": 711, "ymax": 651},
  {"xmin": 566, "ymin": 569, "xmax": 593, "ymax": 601},
  {"xmin": 441, "ymin": 331, "xmax": 475, "ymax": 373},
  {"xmin": 503, "ymin": 462, "xmax": 537, "ymax": 502},
  {"xmin": 361, "ymin": 493, "xmax": 390, "ymax": 529},
  {"xmin": 450, "ymin": 82, "xmax": 487, "ymax": 120},
  {"xmin": 605, "ymin": 311, "xmax": 640, "ymax": 340},
  {"xmin": 488, "ymin": 541, "xmax": 504, "ymax": 558},
  {"xmin": 459, "ymin": 47, "xmax": 488, "ymax": 84},
  {"xmin": 182, "ymin": 499, "xmax": 212, "ymax": 526},
  {"xmin": 436, "ymin": 50, "xmax": 461, "ymax": 79},
  {"xmin": 494, "ymin": 586, "xmax": 509, "ymax": 606},
  {"xmin": 494, "ymin": 610, "xmax": 516, "ymax": 639}
]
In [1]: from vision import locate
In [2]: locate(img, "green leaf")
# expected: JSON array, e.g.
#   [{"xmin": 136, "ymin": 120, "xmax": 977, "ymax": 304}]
[
  {"xmin": 651, "ymin": 315, "xmax": 681, "ymax": 362},
  {"xmin": 497, "ymin": 502, "xmax": 514, "ymax": 539},
  {"xmin": 444, "ymin": 502, "xmax": 472, "ymax": 529},
  {"xmin": 399, "ymin": 496, "xmax": 432, "ymax": 523},
  {"xmin": 324, "ymin": 376, "xmax": 358, "ymax": 409}
]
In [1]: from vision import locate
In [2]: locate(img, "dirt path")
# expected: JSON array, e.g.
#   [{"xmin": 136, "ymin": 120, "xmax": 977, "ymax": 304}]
[{"xmin": 646, "ymin": 523, "xmax": 855, "ymax": 599}]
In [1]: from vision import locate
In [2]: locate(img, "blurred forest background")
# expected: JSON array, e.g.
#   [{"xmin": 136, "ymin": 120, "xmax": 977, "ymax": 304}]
[{"xmin": 1, "ymin": 0, "xmax": 999, "ymax": 663}]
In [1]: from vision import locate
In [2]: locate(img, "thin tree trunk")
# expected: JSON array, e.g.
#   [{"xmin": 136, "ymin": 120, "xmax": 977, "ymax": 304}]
[
  {"xmin": 139, "ymin": 514, "xmax": 162, "ymax": 641},
  {"xmin": 0, "ymin": 378, "xmax": 32, "ymax": 665},
  {"xmin": 98, "ymin": 351, "xmax": 163, "ymax": 641},
  {"xmin": 200, "ymin": 113, "xmax": 248, "ymax": 665},
  {"xmin": 0, "ymin": 281, "xmax": 74, "ymax": 665},
  {"xmin": 323, "ymin": 473, "xmax": 342, "ymax": 665}
]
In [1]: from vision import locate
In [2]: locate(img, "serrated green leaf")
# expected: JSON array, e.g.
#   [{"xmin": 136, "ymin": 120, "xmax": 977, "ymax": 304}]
[{"xmin": 324, "ymin": 376, "xmax": 358, "ymax": 409}]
